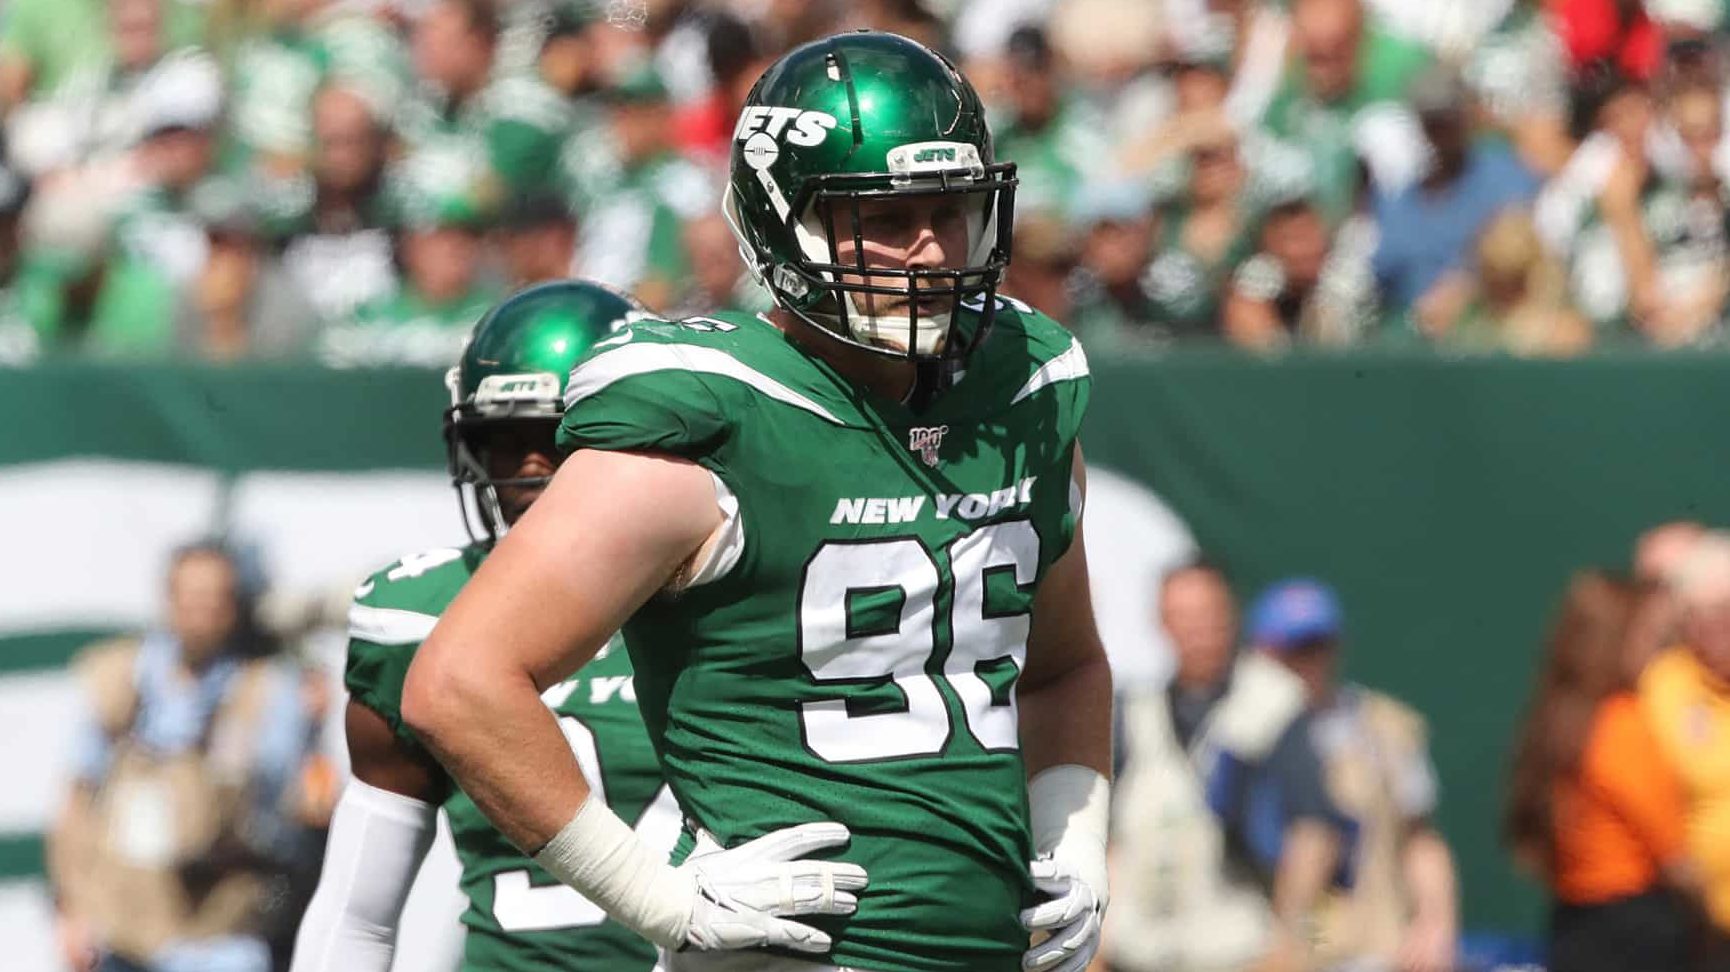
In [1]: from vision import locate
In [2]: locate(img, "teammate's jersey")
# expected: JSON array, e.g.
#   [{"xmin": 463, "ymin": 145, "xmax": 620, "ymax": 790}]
[
  {"xmin": 556, "ymin": 300, "xmax": 1091, "ymax": 972},
  {"xmin": 344, "ymin": 543, "xmax": 676, "ymax": 972}
]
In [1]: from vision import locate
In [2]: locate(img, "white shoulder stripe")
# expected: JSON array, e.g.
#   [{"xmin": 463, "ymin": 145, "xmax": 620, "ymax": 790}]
[
  {"xmin": 1010, "ymin": 337, "xmax": 1091, "ymax": 405},
  {"xmin": 348, "ymin": 603, "xmax": 440, "ymax": 645},
  {"xmin": 564, "ymin": 342, "xmax": 842, "ymax": 425}
]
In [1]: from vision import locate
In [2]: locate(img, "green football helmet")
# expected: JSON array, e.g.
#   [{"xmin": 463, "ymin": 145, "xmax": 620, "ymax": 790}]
[
  {"xmin": 723, "ymin": 30, "xmax": 1017, "ymax": 395},
  {"xmin": 444, "ymin": 279, "xmax": 648, "ymax": 542}
]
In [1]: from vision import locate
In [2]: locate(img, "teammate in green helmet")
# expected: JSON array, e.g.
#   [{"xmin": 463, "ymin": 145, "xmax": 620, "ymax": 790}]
[
  {"xmin": 404, "ymin": 32, "xmax": 1113, "ymax": 972},
  {"xmin": 444, "ymin": 279, "xmax": 650, "ymax": 544},
  {"xmin": 291, "ymin": 280, "xmax": 673, "ymax": 972}
]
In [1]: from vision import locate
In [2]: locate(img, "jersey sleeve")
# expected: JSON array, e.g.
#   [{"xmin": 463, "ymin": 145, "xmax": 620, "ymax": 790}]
[
  {"xmin": 556, "ymin": 324, "xmax": 735, "ymax": 462},
  {"xmin": 992, "ymin": 300, "xmax": 1093, "ymax": 557},
  {"xmin": 342, "ymin": 549, "xmax": 471, "ymax": 759},
  {"xmin": 344, "ymin": 603, "xmax": 428, "ymax": 758}
]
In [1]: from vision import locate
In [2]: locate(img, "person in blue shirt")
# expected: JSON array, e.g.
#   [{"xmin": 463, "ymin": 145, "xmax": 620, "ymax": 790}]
[
  {"xmin": 49, "ymin": 542, "xmax": 323, "ymax": 972},
  {"xmin": 1372, "ymin": 67, "xmax": 1541, "ymax": 330},
  {"xmin": 1108, "ymin": 561, "xmax": 1346, "ymax": 971}
]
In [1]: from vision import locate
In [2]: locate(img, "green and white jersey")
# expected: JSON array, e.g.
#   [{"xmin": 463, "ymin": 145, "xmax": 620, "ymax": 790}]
[
  {"xmin": 344, "ymin": 543, "xmax": 673, "ymax": 972},
  {"xmin": 319, "ymin": 285, "xmax": 502, "ymax": 368},
  {"xmin": 556, "ymin": 300, "xmax": 1092, "ymax": 972}
]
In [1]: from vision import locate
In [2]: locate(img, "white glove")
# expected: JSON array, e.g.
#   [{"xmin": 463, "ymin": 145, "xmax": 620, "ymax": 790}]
[
  {"xmin": 680, "ymin": 823, "xmax": 868, "ymax": 953},
  {"xmin": 1021, "ymin": 765, "xmax": 1110, "ymax": 972},
  {"xmin": 533, "ymin": 797, "xmax": 868, "ymax": 955},
  {"xmin": 1020, "ymin": 854, "xmax": 1104, "ymax": 972}
]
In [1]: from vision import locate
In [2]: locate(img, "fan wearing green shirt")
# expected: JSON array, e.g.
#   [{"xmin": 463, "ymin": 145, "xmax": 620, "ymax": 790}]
[
  {"xmin": 318, "ymin": 183, "xmax": 501, "ymax": 368},
  {"xmin": 1259, "ymin": 0, "xmax": 1431, "ymax": 225}
]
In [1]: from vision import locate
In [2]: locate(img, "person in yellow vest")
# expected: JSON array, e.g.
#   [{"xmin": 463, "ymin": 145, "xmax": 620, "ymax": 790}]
[
  {"xmin": 1253, "ymin": 578, "xmax": 1459, "ymax": 972},
  {"xmin": 1639, "ymin": 532, "xmax": 1730, "ymax": 961},
  {"xmin": 46, "ymin": 542, "xmax": 324, "ymax": 972}
]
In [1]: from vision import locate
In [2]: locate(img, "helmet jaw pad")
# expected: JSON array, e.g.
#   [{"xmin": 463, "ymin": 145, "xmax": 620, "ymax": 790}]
[{"xmin": 780, "ymin": 162, "xmax": 1017, "ymax": 364}]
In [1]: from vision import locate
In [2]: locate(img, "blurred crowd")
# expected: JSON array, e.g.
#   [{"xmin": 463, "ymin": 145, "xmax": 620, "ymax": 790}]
[
  {"xmin": 65, "ymin": 524, "xmax": 1730, "ymax": 972},
  {"xmin": 1110, "ymin": 568, "xmax": 1464, "ymax": 972},
  {"xmin": 6, "ymin": 0, "xmax": 1730, "ymax": 365},
  {"xmin": 1104, "ymin": 521, "xmax": 1730, "ymax": 972},
  {"xmin": 48, "ymin": 542, "xmax": 337, "ymax": 972},
  {"xmin": 1503, "ymin": 522, "xmax": 1730, "ymax": 972}
]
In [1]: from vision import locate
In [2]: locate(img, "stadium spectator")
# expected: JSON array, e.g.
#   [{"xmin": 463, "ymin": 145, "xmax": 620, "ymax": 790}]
[
  {"xmin": 1441, "ymin": 209, "xmax": 1592, "ymax": 356},
  {"xmin": 1142, "ymin": 119, "xmax": 1261, "ymax": 340},
  {"xmin": 1627, "ymin": 521, "xmax": 1707, "ymax": 677},
  {"xmin": 218, "ymin": 0, "xmax": 335, "ymax": 175},
  {"xmin": 1066, "ymin": 180, "xmax": 1162, "ymax": 349},
  {"xmin": 1506, "ymin": 571, "xmax": 1700, "ymax": 972},
  {"xmin": 474, "ymin": 7, "xmax": 600, "ymax": 201},
  {"xmin": 670, "ymin": 11, "xmax": 765, "ymax": 166},
  {"xmin": 257, "ymin": 84, "xmax": 399, "ymax": 343},
  {"xmin": 1538, "ymin": 67, "xmax": 1659, "ymax": 333},
  {"xmin": 1572, "ymin": 79, "xmax": 1729, "ymax": 345},
  {"xmin": 78, "ymin": 49, "xmax": 232, "ymax": 358},
  {"xmin": 571, "ymin": 62, "xmax": 710, "ymax": 311},
  {"xmin": 534, "ymin": 2, "xmax": 608, "ymax": 103},
  {"xmin": 1548, "ymin": 0, "xmax": 1665, "ymax": 81},
  {"xmin": 1640, "ymin": 533, "xmax": 1730, "ymax": 956},
  {"xmin": 0, "ymin": 156, "xmax": 55, "ymax": 362},
  {"xmin": 318, "ymin": 184, "xmax": 499, "ymax": 368},
  {"xmin": 494, "ymin": 191, "xmax": 577, "ymax": 289},
  {"xmin": 403, "ymin": 0, "xmax": 500, "ymax": 152},
  {"xmin": 45, "ymin": 542, "xmax": 326, "ymax": 972},
  {"xmin": 666, "ymin": 211, "xmax": 769, "ymax": 319},
  {"xmin": 1113, "ymin": 36, "xmax": 1236, "ymax": 198},
  {"xmin": 1251, "ymin": 578, "xmax": 1460, "ymax": 972},
  {"xmin": 395, "ymin": 0, "xmax": 574, "ymax": 211},
  {"xmin": 1637, "ymin": 520, "xmax": 1707, "ymax": 586},
  {"xmin": 1223, "ymin": 195, "xmax": 1377, "ymax": 347},
  {"xmin": 5, "ymin": 0, "xmax": 212, "ymax": 178},
  {"xmin": 176, "ymin": 194, "xmax": 268, "ymax": 359},
  {"xmin": 1002, "ymin": 212, "xmax": 1080, "ymax": 325},
  {"xmin": 1466, "ymin": 1, "xmax": 1574, "ymax": 178},
  {"xmin": 1259, "ymin": 0, "xmax": 1431, "ymax": 225},
  {"xmin": 989, "ymin": 25, "xmax": 1105, "ymax": 220},
  {"xmin": 1107, "ymin": 562, "xmax": 1342, "ymax": 972},
  {"xmin": 0, "ymin": 0, "xmax": 202, "ymax": 116},
  {"xmin": 1370, "ymin": 67, "xmax": 1540, "ymax": 330}
]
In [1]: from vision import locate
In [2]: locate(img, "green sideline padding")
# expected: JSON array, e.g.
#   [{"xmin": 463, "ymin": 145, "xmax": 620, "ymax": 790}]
[
  {"xmin": 0, "ymin": 363, "xmax": 449, "ymax": 470},
  {"xmin": 11, "ymin": 348, "xmax": 1730, "ymax": 932},
  {"xmin": 1089, "ymin": 347, "xmax": 1730, "ymax": 935}
]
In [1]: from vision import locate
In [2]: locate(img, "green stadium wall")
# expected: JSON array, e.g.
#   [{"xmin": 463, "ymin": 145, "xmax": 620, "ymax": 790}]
[{"xmin": 10, "ymin": 351, "xmax": 1730, "ymax": 935}]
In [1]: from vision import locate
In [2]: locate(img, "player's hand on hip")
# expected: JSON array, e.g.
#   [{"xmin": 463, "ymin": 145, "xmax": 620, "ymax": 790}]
[
  {"xmin": 1019, "ymin": 855, "xmax": 1104, "ymax": 972},
  {"xmin": 679, "ymin": 822, "xmax": 868, "ymax": 953}
]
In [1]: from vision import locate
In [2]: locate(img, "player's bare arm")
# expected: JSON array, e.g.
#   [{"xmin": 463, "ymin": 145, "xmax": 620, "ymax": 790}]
[
  {"xmin": 347, "ymin": 701, "xmax": 446, "ymax": 798},
  {"xmin": 402, "ymin": 447, "xmax": 721, "ymax": 850},
  {"xmin": 1019, "ymin": 448, "xmax": 1113, "ymax": 781},
  {"xmin": 298, "ymin": 281, "xmax": 689, "ymax": 972},
  {"xmin": 1016, "ymin": 447, "xmax": 1113, "ymax": 972},
  {"xmin": 402, "ymin": 448, "xmax": 865, "ymax": 955}
]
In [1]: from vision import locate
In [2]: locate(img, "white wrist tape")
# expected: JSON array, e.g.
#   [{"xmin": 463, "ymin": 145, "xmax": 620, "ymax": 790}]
[
  {"xmin": 1029, "ymin": 764, "xmax": 1111, "ymax": 903},
  {"xmin": 531, "ymin": 794, "xmax": 693, "ymax": 948}
]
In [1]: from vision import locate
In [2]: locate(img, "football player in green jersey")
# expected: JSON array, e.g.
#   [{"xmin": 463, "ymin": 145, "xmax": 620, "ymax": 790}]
[
  {"xmin": 291, "ymin": 280, "xmax": 681, "ymax": 972},
  {"xmin": 402, "ymin": 31, "xmax": 1113, "ymax": 972}
]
